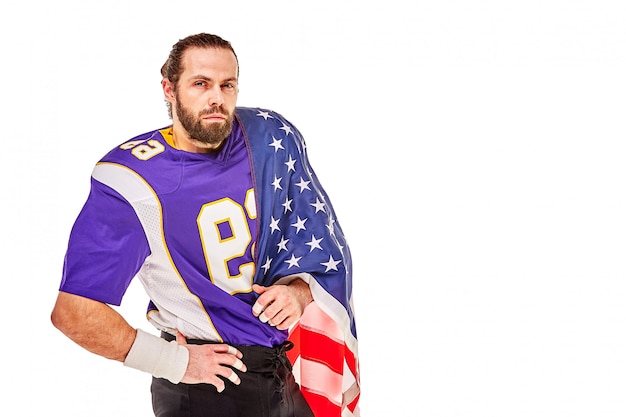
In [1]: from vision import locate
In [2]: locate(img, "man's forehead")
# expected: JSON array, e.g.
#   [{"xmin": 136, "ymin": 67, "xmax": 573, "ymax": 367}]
[{"xmin": 181, "ymin": 47, "xmax": 238, "ymax": 76}]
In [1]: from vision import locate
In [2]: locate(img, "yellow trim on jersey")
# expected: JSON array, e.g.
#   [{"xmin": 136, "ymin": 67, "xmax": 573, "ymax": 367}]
[{"xmin": 159, "ymin": 127, "xmax": 176, "ymax": 148}]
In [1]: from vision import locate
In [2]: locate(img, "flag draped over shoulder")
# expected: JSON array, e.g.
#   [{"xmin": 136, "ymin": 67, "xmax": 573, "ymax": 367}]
[{"xmin": 238, "ymin": 107, "xmax": 360, "ymax": 417}]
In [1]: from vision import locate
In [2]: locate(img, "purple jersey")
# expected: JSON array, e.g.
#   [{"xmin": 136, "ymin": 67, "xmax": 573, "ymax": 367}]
[
  {"xmin": 60, "ymin": 107, "xmax": 361, "ymax": 412},
  {"xmin": 60, "ymin": 116, "xmax": 286, "ymax": 346}
]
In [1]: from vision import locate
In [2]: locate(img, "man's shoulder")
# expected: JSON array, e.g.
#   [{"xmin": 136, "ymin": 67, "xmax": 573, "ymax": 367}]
[
  {"xmin": 235, "ymin": 107, "xmax": 293, "ymax": 127},
  {"xmin": 92, "ymin": 127, "xmax": 181, "ymax": 195},
  {"xmin": 235, "ymin": 107, "xmax": 301, "ymax": 145},
  {"xmin": 235, "ymin": 106, "xmax": 276, "ymax": 119},
  {"xmin": 99, "ymin": 127, "xmax": 170, "ymax": 164}
]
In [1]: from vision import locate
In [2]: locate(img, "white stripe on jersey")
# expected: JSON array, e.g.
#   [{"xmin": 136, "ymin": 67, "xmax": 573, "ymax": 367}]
[{"xmin": 92, "ymin": 162, "xmax": 223, "ymax": 342}]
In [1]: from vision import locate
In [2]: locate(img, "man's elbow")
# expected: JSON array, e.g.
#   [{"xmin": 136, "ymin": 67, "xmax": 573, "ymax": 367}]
[{"xmin": 50, "ymin": 291, "xmax": 78, "ymax": 334}]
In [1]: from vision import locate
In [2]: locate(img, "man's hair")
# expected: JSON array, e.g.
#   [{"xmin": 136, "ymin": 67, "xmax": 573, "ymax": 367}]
[{"xmin": 161, "ymin": 33, "xmax": 238, "ymax": 118}]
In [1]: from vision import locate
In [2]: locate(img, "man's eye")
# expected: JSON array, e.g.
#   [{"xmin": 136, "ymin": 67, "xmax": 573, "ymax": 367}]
[{"xmin": 194, "ymin": 81, "xmax": 205, "ymax": 87}]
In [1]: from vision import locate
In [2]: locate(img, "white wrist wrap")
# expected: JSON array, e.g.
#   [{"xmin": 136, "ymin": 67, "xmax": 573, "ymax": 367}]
[{"xmin": 123, "ymin": 329, "xmax": 189, "ymax": 384}]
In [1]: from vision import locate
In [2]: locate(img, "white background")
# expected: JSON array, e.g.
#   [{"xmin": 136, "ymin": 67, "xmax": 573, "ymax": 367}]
[{"xmin": 2, "ymin": 1, "xmax": 626, "ymax": 416}]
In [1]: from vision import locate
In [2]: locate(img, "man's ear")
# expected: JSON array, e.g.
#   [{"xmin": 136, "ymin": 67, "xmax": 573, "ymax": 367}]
[{"xmin": 162, "ymin": 78, "xmax": 175, "ymax": 103}]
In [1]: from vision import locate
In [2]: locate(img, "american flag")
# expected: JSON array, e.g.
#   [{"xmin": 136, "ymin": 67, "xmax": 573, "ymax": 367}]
[{"xmin": 238, "ymin": 107, "xmax": 361, "ymax": 417}]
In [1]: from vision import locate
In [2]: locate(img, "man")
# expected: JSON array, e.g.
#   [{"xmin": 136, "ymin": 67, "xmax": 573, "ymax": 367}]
[{"xmin": 51, "ymin": 33, "xmax": 360, "ymax": 417}]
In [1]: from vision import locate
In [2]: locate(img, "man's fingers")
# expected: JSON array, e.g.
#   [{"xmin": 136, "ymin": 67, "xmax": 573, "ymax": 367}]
[
  {"xmin": 252, "ymin": 284, "xmax": 266, "ymax": 293},
  {"xmin": 175, "ymin": 331, "xmax": 188, "ymax": 346},
  {"xmin": 227, "ymin": 371, "xmax": 241, "ymax": 385},
  {"xmin": 215, "ymin": 381, "xmax": 226, "ymax": 393},
  {"xmin": 252, "ymin": 301, "xmax": 265, "ymax": 316},
  {"xmin": 232, "ymin": 357, "xmax": 246, "ymax": 372},
  {"xmin": 258, "ymin": 311, "xmax": 270, "ymax": 323},
  {"xmin": 216, "ymin": 345, "xmax": 246, "ymax": 372},
  {"xmin": 259, "ymin": 306, "xmax": 291, "ymax": 326}
]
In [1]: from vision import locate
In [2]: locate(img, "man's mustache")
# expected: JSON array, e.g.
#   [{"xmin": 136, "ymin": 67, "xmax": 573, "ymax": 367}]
[{"xmin": 199, "ymin": 107, "xmax": 228, "ymax": 117}]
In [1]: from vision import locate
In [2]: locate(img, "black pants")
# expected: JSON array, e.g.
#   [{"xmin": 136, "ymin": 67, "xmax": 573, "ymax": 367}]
[{"xmin": 151, "ymin": 333, "xmax": 314, "ymax": 417}]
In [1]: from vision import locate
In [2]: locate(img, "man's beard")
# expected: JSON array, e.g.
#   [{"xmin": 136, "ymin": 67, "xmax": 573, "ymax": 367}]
[{"xmin": 175, "ymin": 100, "xmax": 234, "ymax": 146}]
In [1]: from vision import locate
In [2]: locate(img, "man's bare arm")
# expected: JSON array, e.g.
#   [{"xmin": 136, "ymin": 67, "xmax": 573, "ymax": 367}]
[
  {"xmin": 50, "ymin": 291, "xmax": 246, "ymax": 390},
  {"xmin": 50, "ymin": 291, "xmax": 135, "ymax": 361}
]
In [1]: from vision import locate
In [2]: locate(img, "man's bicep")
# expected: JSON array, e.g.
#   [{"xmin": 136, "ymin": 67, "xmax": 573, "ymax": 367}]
[{"xmin": 59, "ymin": 178, "xmax": 150, "ymax": 305}]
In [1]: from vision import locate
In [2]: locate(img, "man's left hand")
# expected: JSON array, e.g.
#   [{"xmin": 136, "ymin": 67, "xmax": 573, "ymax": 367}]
[{"xmin": 251, "ymin": 279, "xmax": 313, "ymax": 330}]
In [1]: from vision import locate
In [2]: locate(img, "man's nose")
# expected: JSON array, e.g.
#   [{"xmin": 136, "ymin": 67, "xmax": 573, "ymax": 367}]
[{"xmin": 209, "ymin": 86, "xmax": 224, "ymax": 107}]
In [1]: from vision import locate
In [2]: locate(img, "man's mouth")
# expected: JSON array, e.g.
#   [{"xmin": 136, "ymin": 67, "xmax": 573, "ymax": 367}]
[{"xmin": 202, "ymin": 114, "xmax": 226, "ymax": 121}]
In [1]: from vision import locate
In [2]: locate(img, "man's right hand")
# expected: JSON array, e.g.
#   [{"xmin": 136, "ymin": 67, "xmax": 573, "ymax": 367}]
[{"xmin": 175, "ymin": 331, "xmax": 247, "ymax": 392}]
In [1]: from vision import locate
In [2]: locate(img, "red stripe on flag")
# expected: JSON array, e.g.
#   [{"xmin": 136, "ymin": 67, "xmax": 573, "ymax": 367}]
[
  {"xmin": 344, "ymin": 340, "xmax": 358, "ymax": 377},
  {"xmin": 287, "ymin": 323, "xmax": 301, "ymax": 365},
  {"xmin": 299, "ymin": 326, "xmax": 344, "ymax": 375},
  {"xmin": 287, "ymin": 303, "xmax": 361, "ymax": 417},
  {"xmin": 301, "ymin": 389, "xmax": 342, "ymax": 417},
  {"xmin": 347, "ymin": 392, "xmax": 360, "ymax": 413}
]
